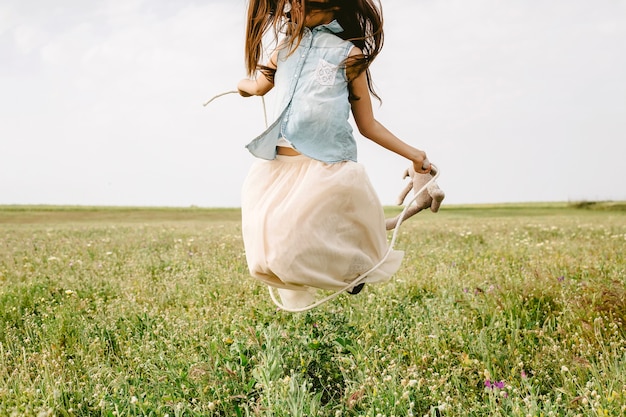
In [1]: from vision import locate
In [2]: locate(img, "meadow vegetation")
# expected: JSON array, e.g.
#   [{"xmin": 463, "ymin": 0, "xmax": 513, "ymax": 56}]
[{"xmin": 0, "ymin": 204, "xmax": 625, "ymax": 416}]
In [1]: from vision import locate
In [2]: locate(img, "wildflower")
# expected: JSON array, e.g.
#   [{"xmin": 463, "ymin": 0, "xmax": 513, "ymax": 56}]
[
  {"xmin": 557, "ymin": 275, "xmax": 565, "ymax": 282},
  {"xmin": 130, "ymin": 396, "xmax": 138, "ymax": 404},
  {"xmin": 37, "ymin": 409, "xmax": 53, "ymax": 417},
  {"xmin": 561, "ymin": 365, "xmax": 569, "ymax": 372},
  {"xmin": 460, "ymin": 352, "xmax": 472, "ymax": 367},
  {"xmin": 485, "ymin": 380, "xmax": 505, "ymax": 390},
  {"xmin": 521, "ymin": 370, "xmax": 527, "ymax": 379}
]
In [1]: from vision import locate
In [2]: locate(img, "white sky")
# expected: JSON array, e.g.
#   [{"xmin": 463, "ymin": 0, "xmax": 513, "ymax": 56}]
[{"xmin": 1, "ymin": 0, "xmax": 625, "ymax": 207}]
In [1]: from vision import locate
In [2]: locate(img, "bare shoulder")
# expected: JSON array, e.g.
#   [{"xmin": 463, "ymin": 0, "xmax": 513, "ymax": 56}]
[{"xmin": 348, "ymin": 46, "xmax": 363, "ymax": 57}]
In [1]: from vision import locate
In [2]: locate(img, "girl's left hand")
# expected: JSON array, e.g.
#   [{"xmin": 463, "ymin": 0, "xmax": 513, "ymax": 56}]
[{"xmin": 413, "ymin": 153, "xmax": 431, "ymax": 174}]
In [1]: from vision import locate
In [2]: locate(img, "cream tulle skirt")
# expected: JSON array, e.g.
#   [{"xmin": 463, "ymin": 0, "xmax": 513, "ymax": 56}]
[{"xmin": 241, "ymin": 155, "xmax": 404, "ymax": 307}]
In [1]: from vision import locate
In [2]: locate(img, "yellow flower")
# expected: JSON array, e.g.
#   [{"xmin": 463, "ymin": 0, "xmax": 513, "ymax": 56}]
[{"xmin": 460, "ymin": 353, "xmax": 472, "ymax": 367}]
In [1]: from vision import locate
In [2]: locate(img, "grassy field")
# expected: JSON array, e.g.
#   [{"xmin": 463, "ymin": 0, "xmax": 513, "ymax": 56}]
[{"xmin": 0, "ymin": 204, "xmax": 625, "ymax": 416}]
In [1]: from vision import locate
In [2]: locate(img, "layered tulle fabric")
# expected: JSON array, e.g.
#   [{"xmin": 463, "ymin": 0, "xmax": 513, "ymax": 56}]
[{"xmin": 241, "ymin": 154, "xmax": 403, "ymax": 300}]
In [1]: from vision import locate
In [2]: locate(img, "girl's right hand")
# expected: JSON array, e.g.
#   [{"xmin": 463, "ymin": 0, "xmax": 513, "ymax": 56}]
[
  {"xmin": 237, "ymin": 71, "xmax": 274, "ymax": 97},
  {"xmin": 237, "ymin": 79, "xmax": 253, "ymax": 97}
]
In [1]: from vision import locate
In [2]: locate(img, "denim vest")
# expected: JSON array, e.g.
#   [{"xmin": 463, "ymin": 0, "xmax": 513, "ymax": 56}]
[{"xmin": 245, "ymin": 20, "xmax": 357, "ymax": 163}]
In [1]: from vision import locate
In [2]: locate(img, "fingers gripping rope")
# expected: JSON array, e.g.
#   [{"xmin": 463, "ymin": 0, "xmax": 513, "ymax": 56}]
[{"xmin": 204, "ymin": 90, "xmax": 440, "ymax": 313}]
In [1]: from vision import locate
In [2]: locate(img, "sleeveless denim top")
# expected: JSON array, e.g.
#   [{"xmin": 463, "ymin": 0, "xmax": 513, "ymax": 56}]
[{"xmin": 245, "ymin": 20, "xmax": 357, "ymax": 163}]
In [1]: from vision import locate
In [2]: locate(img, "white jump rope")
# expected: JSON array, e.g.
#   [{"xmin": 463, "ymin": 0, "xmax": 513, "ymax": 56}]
[{"xmin": 204, "ymin": 91, "xmax": 439, "ymax": 312}]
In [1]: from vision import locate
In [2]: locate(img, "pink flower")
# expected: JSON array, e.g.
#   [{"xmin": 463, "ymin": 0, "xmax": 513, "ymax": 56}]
[{"xmin": 485, "ymin": 380, "xmax": 505, "ymax": 390}]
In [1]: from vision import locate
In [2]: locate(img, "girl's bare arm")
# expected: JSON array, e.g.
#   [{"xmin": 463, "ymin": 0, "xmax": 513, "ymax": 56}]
[
  {"xmin": 237, "ymin": 51, "xmax": 278, "ymax": 97},
  {"xmin": 348, "ymin": 48, "xmax": 430, "ymax": 173}
]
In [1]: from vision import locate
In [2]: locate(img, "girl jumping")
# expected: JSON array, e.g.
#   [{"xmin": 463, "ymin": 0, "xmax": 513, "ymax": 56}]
[{"xmin": 237, "ymin": 0, "xmax": 431, "ymax": 309}]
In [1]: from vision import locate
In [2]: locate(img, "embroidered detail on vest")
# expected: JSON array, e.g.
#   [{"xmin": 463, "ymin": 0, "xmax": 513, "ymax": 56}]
[{"xmin": 315, "ymin": 59, "xmax": 337, "ymax": 86}]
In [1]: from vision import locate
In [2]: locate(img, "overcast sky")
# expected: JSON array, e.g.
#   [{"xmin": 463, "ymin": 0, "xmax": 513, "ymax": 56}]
[{"xmin": 1, "ymin": 0, "xmax": 625, "ymax": 207}]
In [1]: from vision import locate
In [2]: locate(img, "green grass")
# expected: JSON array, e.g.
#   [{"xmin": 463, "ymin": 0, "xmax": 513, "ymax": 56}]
[{"xmin": 1, "ymin": 204, "xmax": 625, "ymax": 416}]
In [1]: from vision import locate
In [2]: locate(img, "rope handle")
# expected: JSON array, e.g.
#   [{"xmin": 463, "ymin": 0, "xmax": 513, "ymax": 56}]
[
  {"xmin": 203, "ymin": 90, "xmax": 238, "ymax": 106},
  {"xmin": 204, "ymin": 90, "xmax": 268, "ymax": 128}
]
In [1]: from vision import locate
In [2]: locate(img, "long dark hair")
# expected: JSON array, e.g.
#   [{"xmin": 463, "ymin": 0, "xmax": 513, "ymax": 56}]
[{"xmin": 243, "ymin": 0, "xmax": 385, "ymax": 100}]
